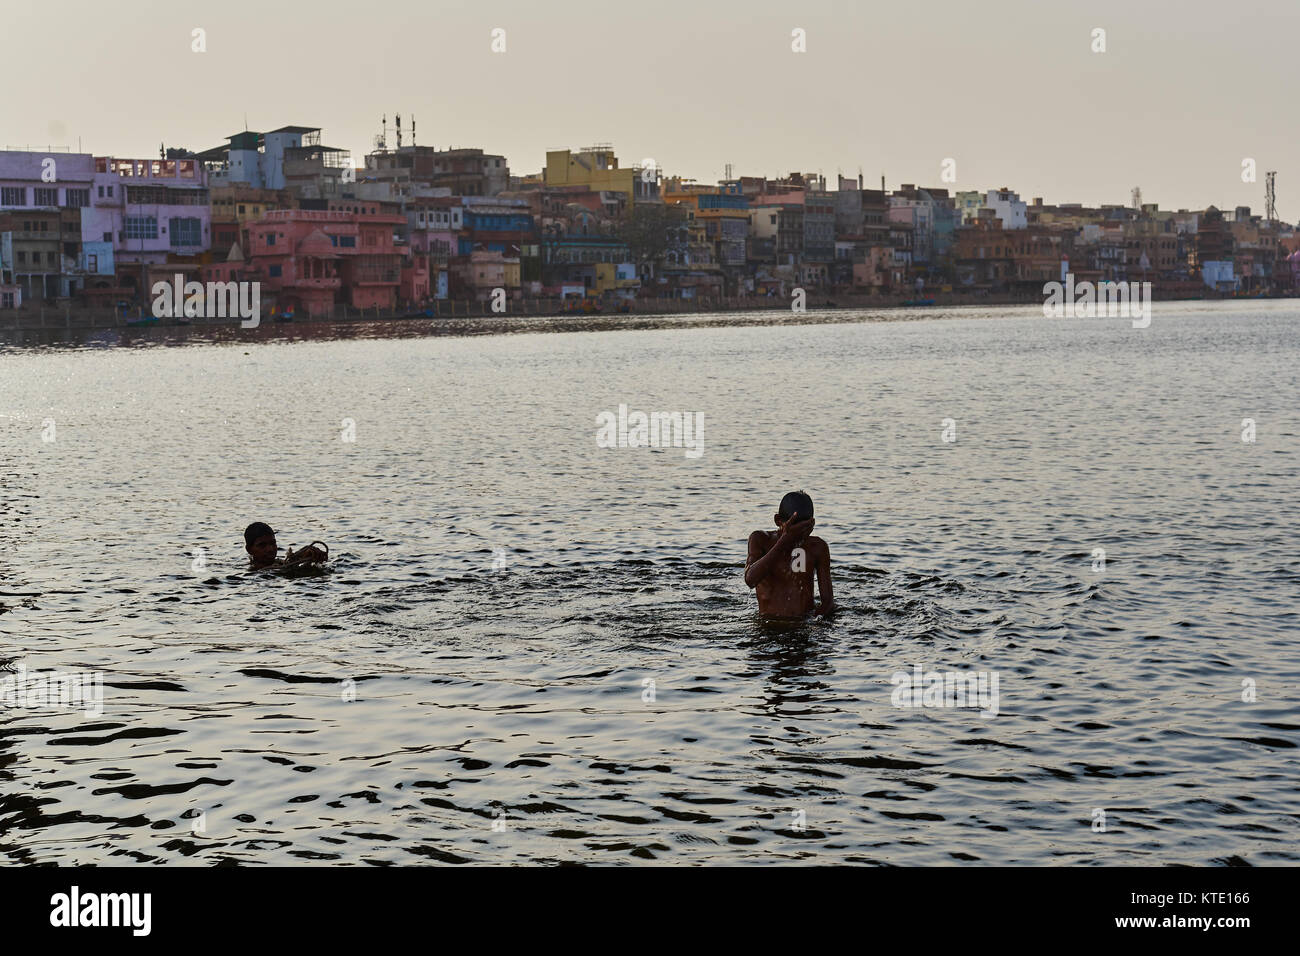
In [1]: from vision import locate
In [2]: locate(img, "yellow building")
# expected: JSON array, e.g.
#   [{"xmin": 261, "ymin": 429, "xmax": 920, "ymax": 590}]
[
  {"xmin": 544, "ymin": 147, "xmax": 652, "ymax": 205},
  {"xmin": 593, "ymin": 262, "xmax": 639, "ymax": 293}
]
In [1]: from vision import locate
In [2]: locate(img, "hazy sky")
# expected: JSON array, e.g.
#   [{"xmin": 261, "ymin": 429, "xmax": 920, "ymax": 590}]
[{"xmin": 3, "ymin": 0, "xmax": 1295, "ymax": 217}]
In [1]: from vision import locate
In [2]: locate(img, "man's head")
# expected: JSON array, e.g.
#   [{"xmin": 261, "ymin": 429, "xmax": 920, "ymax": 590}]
[
  {"xmin": 775, "ymin": 490, "xmax": 814, "ymax": 526},
  {"xmin": 244, "ymin": 521, "xmax": 278, "ymax": 567}
]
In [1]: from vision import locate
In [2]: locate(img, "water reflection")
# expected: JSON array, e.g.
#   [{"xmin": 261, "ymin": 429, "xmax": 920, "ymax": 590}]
[{"xmin": 745, "ymin": 616, "xmax": 837, "ymax": 720}]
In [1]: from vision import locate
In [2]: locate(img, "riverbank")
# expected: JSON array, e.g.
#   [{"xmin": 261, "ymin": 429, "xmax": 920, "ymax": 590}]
[{"xmin": 1, "ymin": 288, "xmax": 1290, "ymax": 334}]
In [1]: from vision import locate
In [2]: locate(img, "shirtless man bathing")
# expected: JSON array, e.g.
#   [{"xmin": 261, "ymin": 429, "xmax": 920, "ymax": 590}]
[{"xmin": 744, "ymin": 490, "xmax": 835, "ymax": 617}]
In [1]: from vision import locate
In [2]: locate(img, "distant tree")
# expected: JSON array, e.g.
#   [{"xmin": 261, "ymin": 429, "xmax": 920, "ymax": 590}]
[{"xmin": 618, "ymin": 203, "xmax": 690, "ymax": 271}]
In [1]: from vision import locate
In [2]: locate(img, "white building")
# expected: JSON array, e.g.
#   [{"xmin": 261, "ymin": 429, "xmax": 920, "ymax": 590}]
[{"xmin": 985, "ymin": 188, "xmax": 1027, "ymax": 229}]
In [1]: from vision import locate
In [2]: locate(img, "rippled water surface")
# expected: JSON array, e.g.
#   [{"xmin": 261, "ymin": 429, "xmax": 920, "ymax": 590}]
[{"xmin": 2, "ymin": 302, "xmax": 1297, "ymax": 865}]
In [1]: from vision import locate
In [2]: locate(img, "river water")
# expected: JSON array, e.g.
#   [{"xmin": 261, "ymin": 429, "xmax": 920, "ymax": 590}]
[{"xmin": 1, "ymin": 301, "xmax": 1296, "ymax": 865}]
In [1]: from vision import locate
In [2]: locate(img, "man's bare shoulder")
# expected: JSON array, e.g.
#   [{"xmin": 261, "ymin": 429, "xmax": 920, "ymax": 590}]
[{"xmin": 802, "ymin": 535, "xmax": 830, "ymax": 555}]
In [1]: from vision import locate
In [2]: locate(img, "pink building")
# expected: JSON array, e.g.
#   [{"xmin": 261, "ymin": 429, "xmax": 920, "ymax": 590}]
[
  {"xmin": 243, "ymin": 209, "xmax": 404, "ymax": 317},
  {"xmin": 406, "ymin": 196, "xmax": 462, "ymax": 260},
  {"xmin": 400, "ymin": 252, "xmax": 430, "ymax": 304},
  {"xmin": 852, "ymin": 246, "xmax": 893, "ymax": 291}
]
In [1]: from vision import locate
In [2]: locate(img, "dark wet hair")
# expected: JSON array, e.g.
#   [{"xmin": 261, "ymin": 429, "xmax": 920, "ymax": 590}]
[
  {"xmin": 244, "ymin": 522, "xmax": 275, "ymax": 546},
  {"xmin": 778, "ymin": 491, "xmax": 814, "ymax": 521}
]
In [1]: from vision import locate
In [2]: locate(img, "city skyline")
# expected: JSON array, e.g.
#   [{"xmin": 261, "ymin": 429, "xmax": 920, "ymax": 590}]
[{"xmin": 3, "ymin": 0, "xmax": 1295, "ymax": 218}]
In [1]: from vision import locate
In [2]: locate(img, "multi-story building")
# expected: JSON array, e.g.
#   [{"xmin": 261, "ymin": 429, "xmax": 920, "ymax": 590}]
[
  {"xmin": 366, "ymin": 145, "xmax": 510, "ymax": 198},
  {"xmin": 803, "ymin": 187, "xmax": 836, "ymax": 264},
  {"xmin": 458, "ymin": 197, "xmax": 534, "ymax": 256},
  {"xmin": 0, "ymin": 150, "xmax": 95, "ymax": 300},
  {"xmin": 1225, "ymin": 209, "xmax": 1284, "ymax": 292},
  {"xmin": 985, "ymin": 187, "xmax": 1028, "ymax": 229},
  {"xmin": 889, "ymin": 198, "xmax": 932, "ymax": 266},
  {"xmin": 541, "ymin": 242, "xmax": 637, "ymax": 298},
  {"xmin": 544, "ymin": 147, "xmax": 658, "ymax": 207},
  {"xmin": 891, "ymin": 185, "xmax": 957, "ymax": 272},
  {"xmin": 1122, "ymin": 212, "xmax": 1180, "ymax": 277},
  {"xmin": 406, "ymin": 196, "xmax": 462, "ymax": 297},
  {"xmin": 450, "ymin": 249, "xmax": 520, "ymax": 301},
  {"xmin": 834, "ymin": 175, "xmax": 866, "ymax": 236},
  {"xmin": 663, "ymin": 179, "xmax": 749, "ymax": 291},
  {"xmin": 859, "ymin": 188, "xmax": 890, "ymax": 247},
  {"xmin": 955, "ymin": 190, "xmax": 985, "ymax": 225},
  {"xmin": 888, "ymin": 218, "xmax": 914, "ymax": 275},
  {"xmin": 851, "ymin": 246, "xmax": 894, "ymax": 292},
  {"xmin": 199, "ymin": 126, "xmax": 352, "ymax": 200},
  {"xmin": 831, "ymin": 176, "xmax": 892, "ymax": 288},
  {"xmin": 1194, "ymin": 207, "xmax": 1234, "ymax": 273},
  {"xmin": 80, "ymin": 156, "xmax": 210, "ymax": 298},
  {"xmin": 1075, "ymin": 222, "xmax": 1128, "ymax": 281},
  {"xmin": 1006, "ymin": 226, "xmax": 1069, "ymax": 286},
  {"xmin": 776, "ymin": 204, "xmax": 805, "ymax": 264},
  {"xmin": 243, "ymin": 208, "xmax": 404, "ymax": 316},
  {"xmin": 209, "ymin": 185, "xmax": 290, "ymax": 260},
  {"xmin": 952, "ymin": 216, "xmax": 1018, "ymax": 288},
  {"xmin": 0, "ymin": 216, "xmax": 21, "ymax": 307}
]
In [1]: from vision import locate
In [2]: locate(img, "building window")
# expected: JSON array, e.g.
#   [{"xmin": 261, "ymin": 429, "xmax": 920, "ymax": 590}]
[
  {"xmin": 268, "ymin": 265, "xmax": 282, "ymax": 277},
  {"xmin": 238, "ymin": 205, "xmax": 245, "ymax": 214},
  {"xmin": 266, "ymin": 233, "xmax": 276, "ymax": 246},
  {"xmin": 87, "ymin": 254, "xmax": 97, "ymax": 271},
  {"xmin": 16, "ymin": 252, "xmax": 25, "ymax": 264},
  {"xmin": 169, "ymin": 217, "xmax": 201, "ymax": 247},
  {"xmin": 97, "ymin": 186, "xmax": 104, "ymax": 198},
  {"xmin": 339, "ymin": 236, "xmax": 356, "ymax": 248},
  {"xmin": 103, "ymin": 232, "xmax": 112, "ymax": 242},
  {"xmin": 47, "ymin": 251, "xmax": 57, "ymax": 265},
  {"xmin": 1, "ymin": 187, "xmax": 26, "ymax": 206},
  {"xmin": 125, "ymin": 216, "xmax": 158, "ymax": 240},
  {"xmin": 107, "ymin": 186, "xmax": 113, "ymax": 197},
  {"xmin": 34, "ymin": 188, "xmax": 58, "ymax": 206}
]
